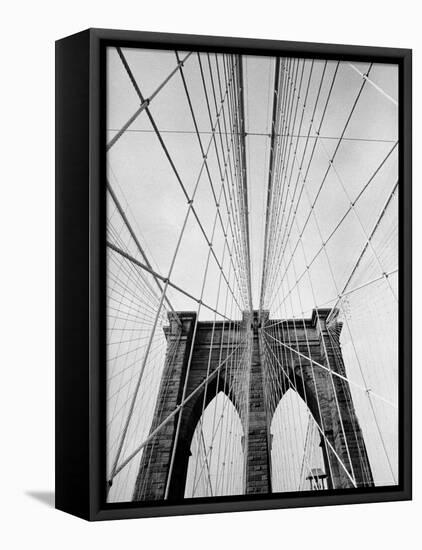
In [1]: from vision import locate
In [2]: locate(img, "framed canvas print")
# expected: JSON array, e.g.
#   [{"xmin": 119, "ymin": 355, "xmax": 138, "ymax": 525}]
[{"xmin": 55, "ymin": 28, "xmax": 412, "ymax": 521}]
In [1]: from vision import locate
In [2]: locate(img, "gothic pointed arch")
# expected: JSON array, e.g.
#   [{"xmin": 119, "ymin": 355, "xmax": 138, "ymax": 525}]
[
  {"xmin": 133, "ymin": 308, "xmax": 374, "ymax": 502},
  {"xmin": 262, "ymin": 309, "xmax": 374, "ymax": 490},
  {"xmin": 185, "ymin": 390, "xmax": 245, "ymax": 498}
]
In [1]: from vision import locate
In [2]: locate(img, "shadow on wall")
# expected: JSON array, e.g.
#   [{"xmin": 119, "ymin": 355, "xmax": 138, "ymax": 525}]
[{"xmin": 26, "ymin": 491, "xmax": 55, "ymax": 508}]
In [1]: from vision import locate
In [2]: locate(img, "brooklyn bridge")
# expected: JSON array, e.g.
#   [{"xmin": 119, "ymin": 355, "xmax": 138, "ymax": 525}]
[{"xmin": 105, "ymin": 46, "xmax": 399, "ymax": 502}]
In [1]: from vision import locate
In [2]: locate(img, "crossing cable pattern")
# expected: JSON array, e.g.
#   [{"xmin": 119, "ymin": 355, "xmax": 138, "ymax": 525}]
[
  {"xmin": 106, "ymin": 46, "xmax": 399, "ymax": 501},
  {"xmin": 106, "ymin": 47, "xmax": 253, "ymax": 502},
  {"xmin": 259, "ymin": 57, "xmax": 398, "ymax": 492}
]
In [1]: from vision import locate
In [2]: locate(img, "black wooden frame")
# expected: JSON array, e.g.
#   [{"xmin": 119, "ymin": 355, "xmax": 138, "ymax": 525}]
[{"xmin": 55, "ymin": 28, "xmax": 412, "ymax": 521}]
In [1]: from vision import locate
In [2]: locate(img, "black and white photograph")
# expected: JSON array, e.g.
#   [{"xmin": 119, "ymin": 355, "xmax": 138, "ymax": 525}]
[
  {"xmin": 105, "ymin": 46, "xmax": 400, "ymax": 504},
  {"xmin": 2, "ymin": 0, "xmax": 420, "ymax": 544}
]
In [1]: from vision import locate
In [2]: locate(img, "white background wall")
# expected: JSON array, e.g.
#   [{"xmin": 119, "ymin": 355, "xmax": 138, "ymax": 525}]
[{"xmin": 1, "ymin": 1, "xmax": 419, "ymax": 548}]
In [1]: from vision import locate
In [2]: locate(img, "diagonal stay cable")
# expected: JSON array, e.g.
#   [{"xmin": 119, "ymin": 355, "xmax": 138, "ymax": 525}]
[
  {"xmin": 116, "ymin": 47, "xmax": 244, "ymax": 313},
  {"xmin": 263, "ymin": 60, "xmax": 335, "ymax": 307},
  {"xmin": 263, "ymin": 62, "xmax": 371, "ymax": 310},
  {"xmin": 175, "ymin": 51, "xmax": 250, "ymax": 311},
  {"xmin": 107, "ymin": 241, "xmax": 232, "ymax": 321},
  {"xmin": 107, "ymin": 51, "xmax": 246, "ymax": 487},
  {"xmin": 263, "ymin": 329, "xmax": 397, "ymax": 408},
  {"xmin": 264, "ymin": 58, "xmax": 310, "ymax": 301},
  {"xmin": 348, "ymin": 63, "xmax": 398, "ymax": 107},
  {"xmin": 325, "ymin": 179, "xmax": 399, "ymax": 323},
  {"xmin": 107, "ymin": 180, "xmax": 179, "ymax": 320},
  {"xmin": 265, "ymin": 267, "xmax": 398, "ymax": 330},
  {"xmin": 110, "ymin": 335, "xmax": 248, "ymax": 480},
  {"xmin": 107, "ymin": 51, "xmax": 193, "ymax": 151},
  {"xmin": 275, "ymin": 155, "xmax": 398, "ymax": 313},
  {"xmin": 265, "ymin": 65, "xmax": 387, "ymax": 310},
  {"xmin": 261, "ymin": 332, "xmax": 357, "ymax": 487}
]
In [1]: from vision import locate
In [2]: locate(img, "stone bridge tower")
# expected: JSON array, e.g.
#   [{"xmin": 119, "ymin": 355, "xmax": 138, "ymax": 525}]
[{"xmin": 132, "ymin": 309, "xmax": 373, "ymax": 501}]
